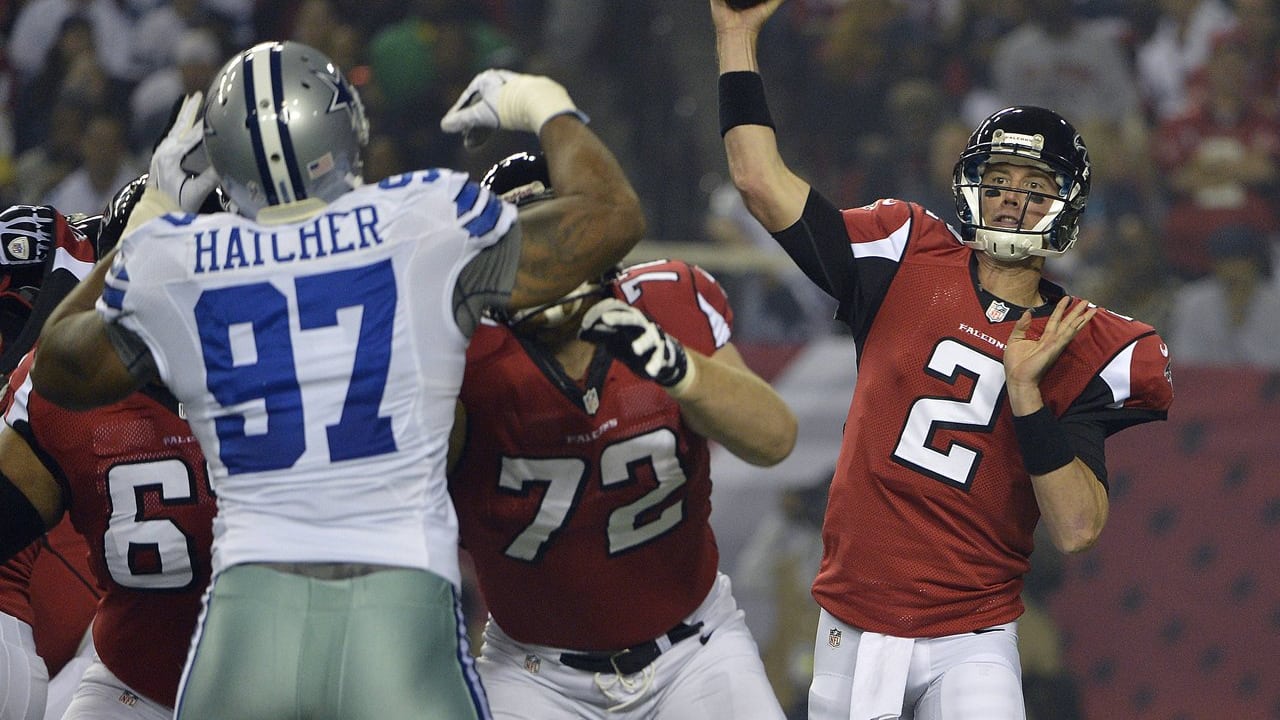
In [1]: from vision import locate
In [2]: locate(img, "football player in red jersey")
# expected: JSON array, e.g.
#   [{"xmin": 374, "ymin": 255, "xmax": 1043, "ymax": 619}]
[
  {"xmin": 0, "ymin": 177, "xmax": 217, "ymax": 720},
  {"xmin": 448, "ymin": 152, "xmax": 797, "ymax": 718},
  {"xmin": 0, "ymin": 202, "xmax": 100, "ymax": 720},
  {"xmin": 710, "ymin": 1, "xmax": 1173, "ymax": 718},
  {"xmin": 0, "ymin": 353, "xmax": 214, "ymax": 720}
]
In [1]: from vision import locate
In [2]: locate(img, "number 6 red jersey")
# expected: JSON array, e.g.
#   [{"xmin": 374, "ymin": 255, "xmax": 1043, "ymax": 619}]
[{"xmin": 5, "ymin": 353, "xmax": 215, "ymax": 708}]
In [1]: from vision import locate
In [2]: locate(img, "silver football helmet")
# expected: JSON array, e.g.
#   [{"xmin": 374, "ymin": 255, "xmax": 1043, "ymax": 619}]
[{"xmin": 202, "ymin": 41, "xmax": 369, "ymax": 218}]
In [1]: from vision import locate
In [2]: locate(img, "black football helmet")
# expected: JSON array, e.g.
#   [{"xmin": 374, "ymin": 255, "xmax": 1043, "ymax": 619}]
[
  {"xmin": 482, "ymin": 151, "xmax": 613, "ymax": 330},
  {"xmin": 481, "ymin": 151, "xmax": 555, "ymax": 207},
  {"xmin": 952, "ymin": 106, "xmax": 1091, "ymax": 261},
  {"xmin": 93, "ymin": 173, "xmax": 150, "ymax": 256},
  {"xmin": 92, "ymin": 173, "xmax": 228, "ymax": 257}
]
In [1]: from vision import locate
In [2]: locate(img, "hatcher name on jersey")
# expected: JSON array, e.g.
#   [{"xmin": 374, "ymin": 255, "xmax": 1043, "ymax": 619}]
[{"xmin": 185, "ymin": 204, "xmax": 383, "ymax": 274}]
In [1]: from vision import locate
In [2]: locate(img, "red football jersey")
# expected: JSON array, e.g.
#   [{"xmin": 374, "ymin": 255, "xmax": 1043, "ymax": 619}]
[
  {"xmin": 813, "ymin": 200, "xmax": 1173, "ymax": 637},
  {"xmin": 1, "ymin": 523, "xmax": 99, "ymax": 675},
  {"xmin": 0, "ymin": 207, "xmax": 103, "ymax": 672},
  {"xmin": 451, "ymin": 260, "xmax": 732, "ymax": 650},
  {"xmin": 5, "ymin": 354, "xmax": 215, "ymax": 708},
  {"xmin": 29, "ymin": 518, "xmax": 98, "ymax": 675},
  {"xmin": 0, "ymin": 544, "xmax": 37, "ymax": 625}
]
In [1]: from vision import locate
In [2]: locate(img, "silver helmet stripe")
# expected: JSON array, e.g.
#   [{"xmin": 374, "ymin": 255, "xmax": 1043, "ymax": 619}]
[{"xmin": 243, "ymin": 44, "xmax": 306, "ymax": 205}]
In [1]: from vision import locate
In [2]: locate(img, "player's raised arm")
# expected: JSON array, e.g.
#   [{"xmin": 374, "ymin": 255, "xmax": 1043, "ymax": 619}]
[
  {"xmin": 32, "ymin": 95, "xmax": 202, "ymax": 411},
  {"xmin": 711, "ymin": 0, "xmax": 809, "ymax": 232},
  {"xmin": 29, "ymin": 247, "xmax": 139, "ymax": 410},
  {"xmin": 580, "ymin": 298, "xmax": 797, "ymax": 466},
  {"xmin": 441, "ymin": 70, "xmax": 645, "ymax": 312}
]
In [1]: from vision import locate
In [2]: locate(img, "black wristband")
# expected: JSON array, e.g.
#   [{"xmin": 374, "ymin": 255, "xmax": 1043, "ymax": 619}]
[
  {"xmin": 1011, "ymin": 406, "xmax": 1076, "ymax": 476},
  {"xmin": 719, "ymin": 71, "xmax": 775, "ymax": 137}
]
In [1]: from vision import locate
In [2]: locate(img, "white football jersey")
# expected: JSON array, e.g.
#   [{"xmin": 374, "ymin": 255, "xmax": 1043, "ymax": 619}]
[{"xmin": 96, "ymin": 169, "xmax": 519, "ymax": 586}]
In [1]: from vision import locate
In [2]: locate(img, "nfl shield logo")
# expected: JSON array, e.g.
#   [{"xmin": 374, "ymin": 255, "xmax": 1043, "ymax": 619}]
[
  {"xmin": 828, "ymin": 628, "xmax": 842, "ymax": 648},
  {"xmin": 524, "ymin": 654, "xmax": 541, "ymax": 674},
  {"xmin": 986, "ymin": 300, "xmax": 1010, "ymax": 323},
  {"xmin": 583, "ymin": 388, "xmax": 600, "ymax": 415},
  {"xmin": 6, "ymin": 237, "xmax": 31, "ymax": 261}
]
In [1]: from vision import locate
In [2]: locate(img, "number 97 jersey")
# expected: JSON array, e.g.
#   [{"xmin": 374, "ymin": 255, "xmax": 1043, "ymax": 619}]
[
  {"xmin": 97, "ymin": 169, "xmax": 518, "ymax": 580},
  {"xmin": 452, "ymin": 260, "xmax": 733, "ymax": 651}
]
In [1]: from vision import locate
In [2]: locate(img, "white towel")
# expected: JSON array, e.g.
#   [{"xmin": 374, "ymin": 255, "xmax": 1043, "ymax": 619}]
[{"xmin": 848, "ymin": 631, "xmax": 915, "ymax": 720}]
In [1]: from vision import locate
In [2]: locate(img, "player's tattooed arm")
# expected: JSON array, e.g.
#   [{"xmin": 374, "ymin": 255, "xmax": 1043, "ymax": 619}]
[{"xmin": 507, "ymin": 115, "xmax": 645, "ymax": 311}]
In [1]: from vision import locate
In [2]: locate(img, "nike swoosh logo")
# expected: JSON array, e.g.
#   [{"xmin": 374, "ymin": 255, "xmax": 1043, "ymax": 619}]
[{"xmin": 700, "ymin": 630, "xmax": 714, "ymax": 645}]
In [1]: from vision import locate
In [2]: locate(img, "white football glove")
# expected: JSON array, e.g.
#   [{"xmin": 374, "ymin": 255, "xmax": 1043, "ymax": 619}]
[
  {"xmin": 440, "ymin": 69, "xmax": 588, "ymax": 143},
  {"xmin": 579, "ymin": 298, "xmax": 693, "ymax": 391},
  {"xmin": 148, "ymin": 92, "xmax": 218, "ymax": 213}
]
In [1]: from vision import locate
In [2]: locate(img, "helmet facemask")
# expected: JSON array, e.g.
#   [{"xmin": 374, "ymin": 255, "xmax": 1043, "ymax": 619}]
[{"xmin": 500, "ymin": 280, "xmax": 608, "ymax": 334}]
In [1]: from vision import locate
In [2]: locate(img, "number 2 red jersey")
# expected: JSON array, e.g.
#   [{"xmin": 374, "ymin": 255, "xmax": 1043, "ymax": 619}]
[
  {"xmin": 814, "ymin": 199, "xmax": 1173, "ymax": 638},
  {"xmin": 4, "ymin": 353, "xmax": 215, "ymax": 708},
  {"xmin": 451, "ymin": 260, "xmax": 732, "ymax": 650}
]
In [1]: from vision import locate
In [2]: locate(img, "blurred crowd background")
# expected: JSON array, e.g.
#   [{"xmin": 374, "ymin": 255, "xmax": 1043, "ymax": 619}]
[
  {"xmin": 3, "ymin": 0, "xmax": 1279, "ymax": 353},
  {"xmin": 1, "ymin": 1, "xmax": 1276, "ymax": 718}
]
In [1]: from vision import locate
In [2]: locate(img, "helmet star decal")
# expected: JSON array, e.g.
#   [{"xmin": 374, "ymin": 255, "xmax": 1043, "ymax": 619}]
[{"xmin": 313, "ymin": 64, "xmax": 356, "ymax": 115}]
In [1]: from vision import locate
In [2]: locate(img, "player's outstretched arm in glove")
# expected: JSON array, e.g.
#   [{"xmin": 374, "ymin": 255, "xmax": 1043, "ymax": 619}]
[
  {"xmin": 0, "ymin": 204, "xmax": 98, "ymax": 378},
  {"xmin": 580, "ymin": 298, "xmax": 797, "ymax": 466},
  {"xmin": 579, "ymin": 298, "xmax": 693, "ymax": 391},
  {"xmin": 442, "ymin": 71, "xmax": 645, "ymax": 313},
  {"xmin": 440, "ymin": 69, "xmax": 589, "ymax": 143}
]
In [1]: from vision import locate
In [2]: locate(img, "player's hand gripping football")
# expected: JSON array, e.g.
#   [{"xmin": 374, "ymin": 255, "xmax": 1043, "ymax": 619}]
[
  {"xmin": 440, "ymin": 69, "xmax": 588, "ymax": 147},
  {"xmin": 149, "ymin": 92, "xmax": 218, "ymax": 213},
  {"xmin": 710, "ymin": 0, "xmax": 786, "ymax": 33},
  {"xmin": 579, "ymin": 299, "xmax": 692, "ymax": 390},
  {"xmin": 0, "ymin": 205, "xmax": 59, "ymax": 266}
]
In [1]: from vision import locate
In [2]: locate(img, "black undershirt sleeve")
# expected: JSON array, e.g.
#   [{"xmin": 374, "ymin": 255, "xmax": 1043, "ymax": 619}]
[
  {"xmin": 1058, "ymin": 372, "xmax": 1168, "ymax": 491},
  {"xmin": 769, "ymin": 189, "xmax": 858, "ymax": 301},
  {"xmin": 1059, "ymin": 414, "xmax": 1108, "ymax": 489},
  {"xmin": 0, "ymin": 267, "xmax": 79, "ymax": 377}
]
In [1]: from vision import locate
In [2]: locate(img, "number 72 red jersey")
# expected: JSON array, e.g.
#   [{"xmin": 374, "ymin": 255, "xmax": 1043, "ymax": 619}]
[{"xmin": 451, "ymin": 260, "xmax": 733, "ymax": 651}]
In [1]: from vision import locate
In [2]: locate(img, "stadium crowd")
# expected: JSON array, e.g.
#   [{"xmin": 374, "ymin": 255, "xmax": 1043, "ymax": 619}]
[{"xmin": 2, "ymin": 1, "xmax": 1276, "ymax": 333}]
